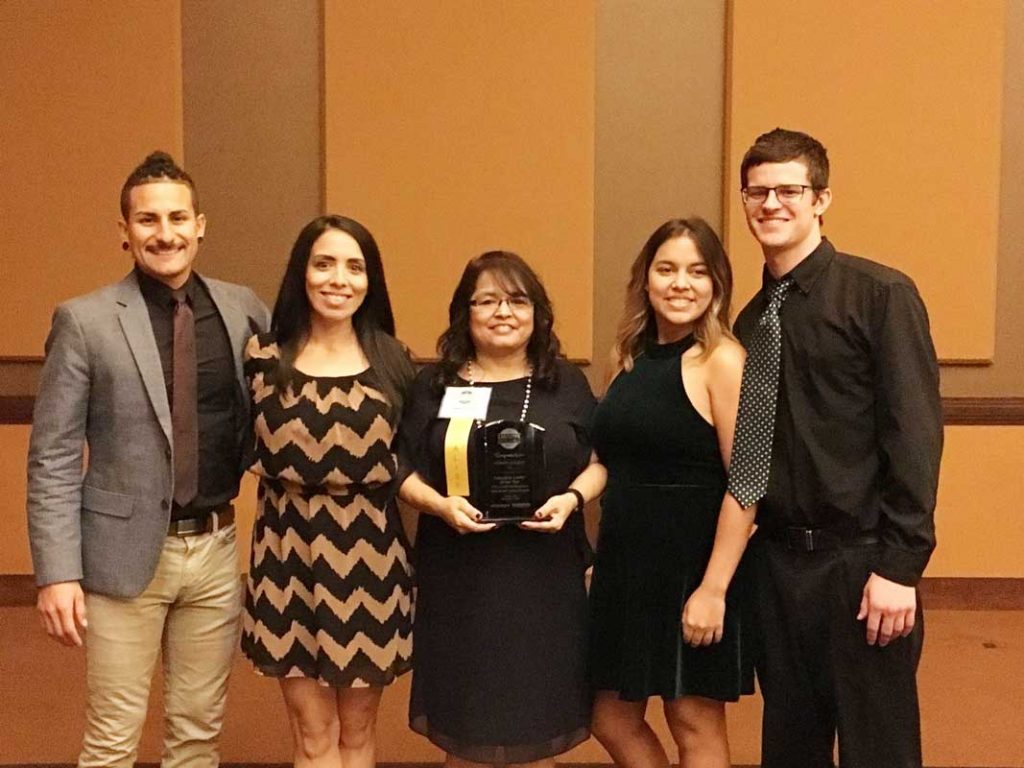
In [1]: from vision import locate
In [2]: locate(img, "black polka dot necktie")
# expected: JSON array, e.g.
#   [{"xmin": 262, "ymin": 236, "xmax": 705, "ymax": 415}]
[{"xmin": 728, "ymin": 277, "xmax": 795, "ymax": 508}]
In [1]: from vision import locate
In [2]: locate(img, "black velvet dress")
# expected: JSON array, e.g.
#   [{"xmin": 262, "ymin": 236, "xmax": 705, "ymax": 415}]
[
  {"xmin": 397, "ymin": 360, "xmax": 595, "ymax": 763},
  {"xmin": 589, "ymin": 335, "xmax": 754, "ymax": 701}
]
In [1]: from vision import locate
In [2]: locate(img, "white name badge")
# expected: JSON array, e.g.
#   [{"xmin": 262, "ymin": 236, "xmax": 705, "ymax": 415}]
[{"xmin": 438, "ymin": 386, "xmax": 492, "ymax": 420}]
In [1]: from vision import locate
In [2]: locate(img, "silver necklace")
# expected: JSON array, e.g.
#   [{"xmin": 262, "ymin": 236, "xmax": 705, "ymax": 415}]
[{"xmin": 466, "ymin": 358, "xmax": 532, "ymax": 423}]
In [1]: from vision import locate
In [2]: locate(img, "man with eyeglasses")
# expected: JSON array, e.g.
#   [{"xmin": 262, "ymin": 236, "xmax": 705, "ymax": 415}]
[{"xmin": 729, "ymin": 128, "xmax": 942, "ymax": 768}]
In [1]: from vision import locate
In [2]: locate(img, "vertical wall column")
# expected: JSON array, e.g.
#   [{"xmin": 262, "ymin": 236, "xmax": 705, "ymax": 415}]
[
  {"xmin": 181, "ymin": 0, "xmax": 324, "ymax": 307},
  {"xmin": 592, "ymin": 0, "xmax": 727, "ymax": 389}
]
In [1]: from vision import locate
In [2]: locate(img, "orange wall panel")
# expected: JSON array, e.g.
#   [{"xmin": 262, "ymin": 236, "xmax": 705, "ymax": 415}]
[
  {"xmin": 0, "ymin": 427, "xmax": 32, "ymax": 574},
  {"xmin": 725, "ymin": 0, "xmax": 1003, "ymax": 362},
  {"xmin": 323, "ymin": 0, "xmax": 595, "ymax": 360},
  {"xmin": 927, "ymin": 426, "xmax": 1024, "ymax": 577},
  {"xmin": 0, "ymin": 0, "xmax": 184, "ymax": 358}
]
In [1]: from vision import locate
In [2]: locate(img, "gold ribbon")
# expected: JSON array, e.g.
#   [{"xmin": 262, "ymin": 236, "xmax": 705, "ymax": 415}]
[{"xmin": 444, "ymin": 417, "xmax": 474, "ymax": 496}]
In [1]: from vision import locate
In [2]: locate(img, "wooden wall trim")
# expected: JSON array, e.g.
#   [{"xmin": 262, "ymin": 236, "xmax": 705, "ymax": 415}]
[
  {"xmin": 1, "ymin": 765, "xmax": 1012, "ymax": 768},
  {"xmin": 4, "ymin": 765, "xmax": 763, "ymax": 768},
  {"xmin": 0, "ymin": 396, "xmax": 34, "ymax": 425},
  {"xmin": 942, "ymin": 397, "xmax": 1024, "ymax": 425},
  {"xmin": 3, "ymin": 574, "xmax": 1023, "ymax": 610},
  {"xmin": 5, "ymin": 395, "xmax": 1024, "ymax": 427}
]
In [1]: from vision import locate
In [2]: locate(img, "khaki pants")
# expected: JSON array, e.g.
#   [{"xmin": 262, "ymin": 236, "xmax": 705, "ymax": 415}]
[{"xmin": 79, "ymin": 524, "xmax": 241, "ymax": 768}]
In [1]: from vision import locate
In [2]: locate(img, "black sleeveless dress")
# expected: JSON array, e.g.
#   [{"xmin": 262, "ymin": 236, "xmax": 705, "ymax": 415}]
[{"xmin": 589, "ymin": 335, "xmax": 754, "ymax": 701}]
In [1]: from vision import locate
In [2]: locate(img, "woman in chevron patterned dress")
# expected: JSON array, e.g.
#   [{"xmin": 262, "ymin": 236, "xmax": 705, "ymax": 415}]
[{"xmin": 241, "ymin": 215, "xmax": 415, "ymax": 768}]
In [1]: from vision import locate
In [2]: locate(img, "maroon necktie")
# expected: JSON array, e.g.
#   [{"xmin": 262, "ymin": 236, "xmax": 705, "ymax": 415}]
[{"xmin": 172, "ymin": 290, "xmax": 198, "ymax": 507}]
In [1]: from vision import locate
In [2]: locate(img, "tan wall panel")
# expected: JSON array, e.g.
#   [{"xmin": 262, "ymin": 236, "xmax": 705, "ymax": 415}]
[
  {"xmin": 0, "ymin": 427, "xmax": 32, "ymax": 574},
  {"xmin": 323, "ymin": 0, "xmax": 595, "ymax": 360},
  {"xmin": 942, "ymin": 0, "xmax": 1024, "ymax": 395},
  {"xmin": 592, "ymin": 0, "xmax": 727, "ymax": 391},
  {"xmin": 181, "ymin": 0, "xmax": 323, "ymax": 310},
  {"xmin": 0, "ymin": 0, "xmax": 184, "ymax": 358},
  {"xmin": 725, "ymin": 0, "xmax": 1003, "ymax": 362},
  {"xmin": 927, "ymin": 426, "xmax": 1024, "ymax": 577}
]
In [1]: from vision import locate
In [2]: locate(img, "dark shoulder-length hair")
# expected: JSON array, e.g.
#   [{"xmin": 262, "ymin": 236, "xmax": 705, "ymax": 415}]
[
  {"xmin": 270, "ymin": 214, "xmax": 414, "ymax": 420},
  {"xmin": 434, "ymin": 251, "xmax": 562, "ymax": 390},
  {"xmin": 612, "ymin": 217, "xmax": 734, "ymax": 375}
]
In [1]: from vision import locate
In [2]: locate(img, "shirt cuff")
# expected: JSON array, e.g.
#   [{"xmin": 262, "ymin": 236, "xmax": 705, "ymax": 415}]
[{"xmin": 873, "ymin": 545, "xmax": 931, "ymax": 587}]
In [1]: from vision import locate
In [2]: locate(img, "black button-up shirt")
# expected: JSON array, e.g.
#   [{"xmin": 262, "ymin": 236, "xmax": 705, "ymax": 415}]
[
  {"xmin": 733, "ymin": 239, "xmax": 943, "ymax": 585},
  {"xmin": 137, "ymin": 269, "xmax": 243, "ymax": 518}
]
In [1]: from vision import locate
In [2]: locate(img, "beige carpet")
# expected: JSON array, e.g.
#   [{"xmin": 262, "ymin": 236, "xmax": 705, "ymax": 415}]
[{"xmin": 1, "ymin": 607, "xmax": 1021, "ymax": 766}]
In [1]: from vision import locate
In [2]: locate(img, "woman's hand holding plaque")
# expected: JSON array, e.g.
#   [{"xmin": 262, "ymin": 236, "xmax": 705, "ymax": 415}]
[
  {"xmin": 518, "ymin": 492, "xmax": 578, "ymax": 534},
  {"xmin": 435, "ymin": 495, "xmax": 497, "ymax": 535}
]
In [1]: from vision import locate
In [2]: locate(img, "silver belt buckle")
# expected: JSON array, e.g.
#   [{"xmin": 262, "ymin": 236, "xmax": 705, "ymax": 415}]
[{"xmin": 174, "ymin": 518, "xmax": 203, "ymax": 536}]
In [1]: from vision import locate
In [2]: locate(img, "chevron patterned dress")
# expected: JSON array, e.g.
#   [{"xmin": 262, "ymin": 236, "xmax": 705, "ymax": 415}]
[{"xmin": 241, "ymin": 334, "xmax": 413, "ymax": 687}]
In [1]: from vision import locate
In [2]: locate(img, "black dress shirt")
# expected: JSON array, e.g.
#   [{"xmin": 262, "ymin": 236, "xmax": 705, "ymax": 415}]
[
  {"xmin": 733, "ymin": 239, "xmax": 943, "ymax": 585},
  {"xmin": 137, "ymin": 269, "xmax": 243, "ymax": 518}
]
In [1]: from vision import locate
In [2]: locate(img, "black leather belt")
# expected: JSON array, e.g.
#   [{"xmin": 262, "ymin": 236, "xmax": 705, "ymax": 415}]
[
  {"xmin": 168, "ymin": 503, "xmax": 235, "ymax": 537},
  {"xmin": 769, "ymin": 525, "xmax": 879, "ymax": 553}
]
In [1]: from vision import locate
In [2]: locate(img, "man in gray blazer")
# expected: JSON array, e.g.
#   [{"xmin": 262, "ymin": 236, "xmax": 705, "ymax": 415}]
[{"xmin": 27, "ymin": 152, "xmax": 270, "ymax": 768}]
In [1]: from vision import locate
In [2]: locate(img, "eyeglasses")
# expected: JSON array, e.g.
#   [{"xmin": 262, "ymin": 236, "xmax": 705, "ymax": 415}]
[
  {"xmin": 468, "ymin": 295, "xmax": 533, "ymax": 314},
  {"xmin": 741, "ymin": 185, "xmax": 816, "ymax": 204}
]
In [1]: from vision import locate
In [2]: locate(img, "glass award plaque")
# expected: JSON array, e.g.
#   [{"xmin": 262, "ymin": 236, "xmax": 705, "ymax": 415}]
[{"xmin": 471, "ymin": 420, "xmax": 546, "ymax": 522}]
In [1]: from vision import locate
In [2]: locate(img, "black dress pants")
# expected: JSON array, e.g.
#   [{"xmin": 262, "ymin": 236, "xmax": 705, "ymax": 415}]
[{"xmin": 751, "ymin": 535, "xmax": 924, "ymax": 768}]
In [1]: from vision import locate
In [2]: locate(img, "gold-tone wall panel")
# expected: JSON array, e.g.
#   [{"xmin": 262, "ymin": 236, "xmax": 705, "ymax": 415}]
[
  {"xmin": 323, "ymin": 0, "xmax": 595, "ymax": 360},
  {"xmin": 181, "ymin": 0, "xmax": 323, "ymax": 311},
  {"xmin": 725, "ymin": 0, "xmax": 1003, "ymax": 362},
  {"xmin": 591, "ymin": 0, "xmax": 727, "ymax": 391},
  {"xmin": 0, "ymin": 1, "xmax": 184, "ymax": 358},
  {"xmin": 0, "ymin": 427, "xmax": 32, "ymax": 574},
  {"xmin": 942, "ymin": 0, "xmax": 1024, "ymax": 395},
  {"xmin": 927, "ymin": 426, "xmax": 1024, "ymax": 577}
]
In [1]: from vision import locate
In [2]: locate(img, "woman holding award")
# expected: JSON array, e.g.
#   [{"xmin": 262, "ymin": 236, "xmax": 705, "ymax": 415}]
[
  {"xmin": 588, "ymin": 219, "xmax": 755, "ymax": 768},
  {"xmin": 398, "ymin": 251, "xmax": 605, "ymax": 767}
]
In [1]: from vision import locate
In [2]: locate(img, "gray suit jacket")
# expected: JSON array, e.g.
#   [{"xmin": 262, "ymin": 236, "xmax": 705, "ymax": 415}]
[{"xmin": 27, "ymin": 271, "xmax": 270, "ymax": 598}]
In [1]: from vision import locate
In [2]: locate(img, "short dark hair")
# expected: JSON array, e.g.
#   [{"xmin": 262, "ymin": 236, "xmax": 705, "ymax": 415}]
[
  {"xmin": 270, "ymin": 215, "xmax": 413, "ymax": 420},
  {"xmin": 435, "ymin": 251, "xmax": 562, "ymax": 390},
  {"xmin": 740, "ymin": 128, "xmax": 829, "ymax": 190},
  {"xmin": 120, "ymin": 151, "xmax": 199, "ymax": 218}
]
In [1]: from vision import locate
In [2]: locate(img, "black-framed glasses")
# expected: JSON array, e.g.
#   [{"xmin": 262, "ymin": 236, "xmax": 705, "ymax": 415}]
[
  {"xmin": 468, "ymin": 294, "xmax": 533, "ymax": 314},
  {"xmin": 741, "ymin": 185, "xmax": 816, "ymax": 204}
]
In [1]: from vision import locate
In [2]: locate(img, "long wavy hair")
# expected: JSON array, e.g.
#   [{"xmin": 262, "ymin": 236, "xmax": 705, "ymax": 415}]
[
  {"xmin": 269, "ymin": 215, "xmax": 414, "ymax": 421},
  {"xmin": 612, "ymin": 217, "xmax": 734, "ymax": 375},
  {"xmin": 434, "ymin": 251, "xmax": 562, "ymax": 390}
]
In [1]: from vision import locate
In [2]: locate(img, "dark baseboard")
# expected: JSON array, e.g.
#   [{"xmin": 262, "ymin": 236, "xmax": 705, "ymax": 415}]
[
  {"xmin": 917, "ymin": 577, "xmax": 1024, "ymax": 611},
  {"xmin": 3, "ymin": 574, "xmax": 1023, "ymax": 610}
]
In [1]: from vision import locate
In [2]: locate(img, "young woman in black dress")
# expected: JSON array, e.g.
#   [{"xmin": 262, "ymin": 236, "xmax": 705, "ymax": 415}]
[
  {"xmin": 589, "ymin": 219, "xmax": 755, "ymax": 768},
  {"xmin": 397, "ymin": 251, "xmax": 606, "ymax": 768}
]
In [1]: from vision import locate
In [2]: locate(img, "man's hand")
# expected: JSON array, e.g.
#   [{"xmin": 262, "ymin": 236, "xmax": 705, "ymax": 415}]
[
  {"xmin": 37, "ymin": 581, "xmax": 87, "ymax": 647},
  {"xmin": 857, "ymin": 572, "xmax": 916, "ymax": 647}
]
